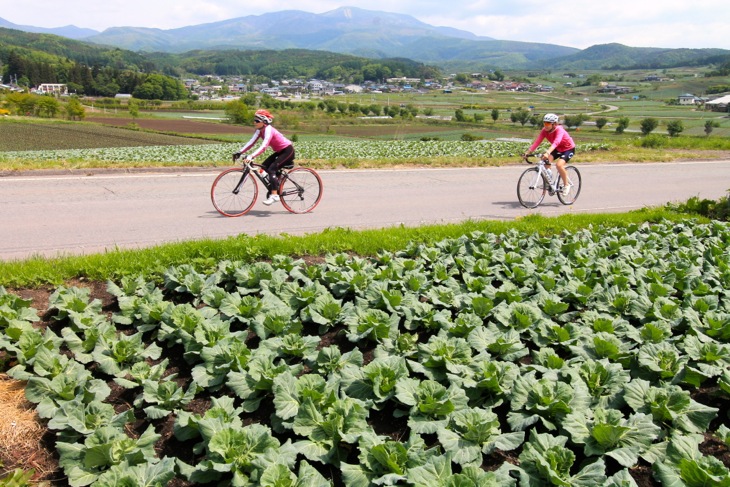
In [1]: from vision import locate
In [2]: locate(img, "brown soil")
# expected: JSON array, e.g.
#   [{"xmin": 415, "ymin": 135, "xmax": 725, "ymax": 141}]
[{"xmin": 88, "ymin": 116, "xmax": 245, "ymax": 135}]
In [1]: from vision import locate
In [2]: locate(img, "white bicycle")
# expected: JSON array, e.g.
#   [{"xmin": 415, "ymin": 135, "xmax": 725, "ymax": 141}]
[{"xmin": 517, "ymin": 153, "xmax": 582, "ymax": 208}]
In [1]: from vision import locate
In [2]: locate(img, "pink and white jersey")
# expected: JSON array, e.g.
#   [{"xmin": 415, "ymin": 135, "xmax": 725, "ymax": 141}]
[
  {"xmin": 238, "ymin": 125, "xmax": 292, "ymax": 158},
  {"xmin": 528, "ymin": 125, "xmax": 575, "ymax": 153}
]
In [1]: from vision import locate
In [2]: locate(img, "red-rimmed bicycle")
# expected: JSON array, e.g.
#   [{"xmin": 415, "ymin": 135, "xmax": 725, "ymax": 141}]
[{"xmin": 211, "ymin": 159, "xmax": 323, "ymax": 216}]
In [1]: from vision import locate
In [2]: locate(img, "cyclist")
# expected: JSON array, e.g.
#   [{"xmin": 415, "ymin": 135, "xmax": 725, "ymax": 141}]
[
  {"xmin": 232, "ymin": 109, "xmax": 295, "ymax": 205},
  {"xmin": 524, "ymin": 113, "xmax": 575, "ymax": 196}
]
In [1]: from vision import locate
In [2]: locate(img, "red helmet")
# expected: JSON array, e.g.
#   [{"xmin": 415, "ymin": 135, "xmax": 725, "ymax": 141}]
[{"xmin": 254, "ymin": 109, "xmax": 273, "ymax": 124}]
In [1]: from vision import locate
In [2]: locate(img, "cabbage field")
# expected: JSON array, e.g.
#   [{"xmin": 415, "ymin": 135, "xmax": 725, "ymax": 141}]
[
  {"xmin": 0, "ymin": 140, "xmax": 611, "ymax": 165},
  {"xmin": 1, "ymin": 220, "xmax": 729, "ymax": 486}
]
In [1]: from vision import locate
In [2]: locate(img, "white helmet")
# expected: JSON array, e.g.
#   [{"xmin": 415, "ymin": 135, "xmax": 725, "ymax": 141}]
[
  {"xmin": 543, "ymin": 113, "xmax": 559, "ymax": 123},
  {"xmin": 254, "ymin": 109, "xmax": 274, "ymax": 124}
]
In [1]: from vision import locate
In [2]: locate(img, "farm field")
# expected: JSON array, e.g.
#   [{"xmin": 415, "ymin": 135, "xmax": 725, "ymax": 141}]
[
  {"xmin": 0, "ymin": 119, "xmax": 218, "ymax": 152},
  {"xmin": 1, "ymin": 219, "xmax": 729, "ymax": 486},
  {"xmin": 87, "ymin": 116, "xmax": 245, "ymax": 135}
]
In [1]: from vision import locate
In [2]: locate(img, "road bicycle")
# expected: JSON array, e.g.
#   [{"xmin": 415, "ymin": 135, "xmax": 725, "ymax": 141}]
[
  {"xmin": 517, "ymin": 153, "xmax": 581, "ymax": 209},
  {"xmin": 211, "ymin": 159, "xmax": 323, "ymax": 217}
]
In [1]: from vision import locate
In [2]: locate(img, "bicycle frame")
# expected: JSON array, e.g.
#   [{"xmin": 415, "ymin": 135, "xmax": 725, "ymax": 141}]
[
  {"xmin": 233, "ymin": 160, "xmax": 307, "ymax": 199},
  {"xmin": 525, "ymin": 155, "xmax": 560, "ymax": 195},
  {"xmin": 232, "ymin": 160, "xmax": 269, "ymax": 194}
]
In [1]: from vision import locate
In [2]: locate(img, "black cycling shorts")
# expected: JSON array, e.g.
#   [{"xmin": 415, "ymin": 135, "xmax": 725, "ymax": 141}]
[{"xmin": 551, "ymin": 148, "xmax": 575, "ymax": 162}]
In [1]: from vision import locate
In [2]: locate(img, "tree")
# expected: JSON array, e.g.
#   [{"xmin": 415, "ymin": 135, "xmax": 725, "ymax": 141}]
[
  {"xmin": 595, "ymin": 117, "xmax": 608, "ymax": 130},
  {"xmin": 640, "ymin": 117, "xmax": 659, "ymax": 135},
  {"xmin": 128, "ymin": 99, "xmax": 140, "ymax": 119},
  {"xmin": 488, "ymin": 70, "xmax": 504, "ymax": 82},
  {"xmin": 6, "ymin": 92, "xmax": 36, "ymax": 115},
  {"xmin": 454, "ymin": 73, "xmax": 470, "ymax": 84},
  {"xmin": 564, "ymin": 114, "xmax": 588, "ymax": 129},
  {"xmin": 224, "ymin": 99, "xmax": 250, "ymax": 124},
  {"xmin": 704, "ymin": 120, "xmax": 720, "ymax": 136},
  {"xmin": 510, "ymin": 107, "xmax": 531, "ymax": 126},
  {"xmin": 454, "ymin": 109, "xmax": 466, "ymax": 122},
  {"xmin": 35, "ymin": 97, "xmax": 60, "ymax": 118},
  {"xmin": 615, "ymin": 117, "xmax": 630, "ymax": 134},
  {"xmin": 65, "ymin": 97, "xmax": 85, "ymax": 120},
  {"xmin": 491, "ymin": 108, "xmax": 499, "ymax": 122},
  {"xmin": 666, "ymin": 120, "xmax": 684, "ymax": 137}
]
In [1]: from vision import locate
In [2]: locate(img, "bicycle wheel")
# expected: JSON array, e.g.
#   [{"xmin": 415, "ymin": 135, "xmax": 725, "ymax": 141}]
[
  {"xmin": 211, "ymin": 168, "xmax": 258, "ymax": 217},
  {"xmin": 517, "ymin": 167, "xmax": 547, "ymax": 208},
  {"xmin": 279, "ymin": 168, "xmax": 323, "ymax": 214},
  {"xmin": 557, "ymin": 166, "xmax": 582, "ymax": 205}
]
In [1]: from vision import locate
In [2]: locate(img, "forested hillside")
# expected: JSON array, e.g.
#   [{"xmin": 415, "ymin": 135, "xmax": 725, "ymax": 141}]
[
  {"xmin": 1, "ymin": 27, "xmax": 439, "ymax": 99},
  {"xmin": 145, "ymin": 49, "xmax": 439, "ymax": 80}
]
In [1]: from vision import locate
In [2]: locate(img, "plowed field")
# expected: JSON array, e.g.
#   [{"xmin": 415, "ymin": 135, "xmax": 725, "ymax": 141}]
[{"xmin": 89, "ymin": 117, "xmax": 245, "ymax": 134}]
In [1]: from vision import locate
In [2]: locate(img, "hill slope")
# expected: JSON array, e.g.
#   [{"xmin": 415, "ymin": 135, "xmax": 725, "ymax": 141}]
[{"xmin": 81, "ymin": 7, "xmax": 578, "ymax": 69}]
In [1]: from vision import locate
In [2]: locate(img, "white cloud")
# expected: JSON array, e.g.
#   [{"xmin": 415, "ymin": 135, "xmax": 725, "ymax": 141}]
[{"xmin": 0, "ymin": 0, "xmax": 727, "ymax": 49}]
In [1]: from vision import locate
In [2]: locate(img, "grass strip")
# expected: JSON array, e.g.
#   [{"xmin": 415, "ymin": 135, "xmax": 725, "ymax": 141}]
[{"xmin": 0, "ymin": 208, "xmax": 699, "ymax": 288}]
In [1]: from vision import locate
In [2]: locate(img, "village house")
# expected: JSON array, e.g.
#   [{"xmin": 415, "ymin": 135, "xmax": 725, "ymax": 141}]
[
  {"xmin": 677, "ymin": 93, "xmax": 697, "ymax": 105},
  {"xmin": 705, "ymin": 94, "xmax": 730, "ymax": 111}
]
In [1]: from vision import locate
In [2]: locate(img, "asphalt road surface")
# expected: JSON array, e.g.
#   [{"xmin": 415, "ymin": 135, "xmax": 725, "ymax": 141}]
[{"xmin": 1, "ymin": 160, "xmax": 729, "ymax": 261}]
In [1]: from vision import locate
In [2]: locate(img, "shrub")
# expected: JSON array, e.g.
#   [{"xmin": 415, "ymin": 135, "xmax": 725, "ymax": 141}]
[
  {"xmin": 639, "ymin": 118, "xmax": 659, "ymax": 135},
  {"xmin": 638, "ymin": 134, "xmax": 667, "ymax": 148},
  {"xmin": 461, "ymin": 133, "xmax": 484, "ymax": 141},
  {"xmin": 668, "ymin": 192, "xmax": 730, "ymax": 221},
  {"xmin": 666, "ymin": 120, "xmax": 684, "ymax": 137}
]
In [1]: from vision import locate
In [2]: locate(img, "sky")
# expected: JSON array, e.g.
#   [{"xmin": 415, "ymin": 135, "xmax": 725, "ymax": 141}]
[{"xmin": 1, "ymin": 0, "xmax": 728, "ymax": 51}]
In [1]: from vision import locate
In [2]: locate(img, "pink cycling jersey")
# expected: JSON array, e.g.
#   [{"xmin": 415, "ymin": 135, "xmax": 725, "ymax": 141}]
[
  {"xmin": 238, "ymin": 125, "xmax": 292, "ymax": 158},
  {"xmin": 528, "ymin": 125, "xmax": 575, "ymax": 153}
]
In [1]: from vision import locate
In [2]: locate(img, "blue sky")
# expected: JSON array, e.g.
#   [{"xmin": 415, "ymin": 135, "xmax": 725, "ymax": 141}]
[{"xmin": 1, "ymin": 0, "xmax": 728, "ymax": 50}]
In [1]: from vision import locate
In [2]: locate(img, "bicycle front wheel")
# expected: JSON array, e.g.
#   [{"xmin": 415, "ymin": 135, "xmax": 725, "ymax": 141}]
[
  {"xmin": 517, "ymin": 167, "xmax": 547, "ymax": 209},
  {"xmin": 557, "ymin": 166, "xmax": 582, "ymax": 205},
  {"xmin": 279, "ymin": 168, "xmax": 323, "ymax": 214},
  {"xmin": 211, "ymin": 168, "xmax": 258, "ymax": 217}
]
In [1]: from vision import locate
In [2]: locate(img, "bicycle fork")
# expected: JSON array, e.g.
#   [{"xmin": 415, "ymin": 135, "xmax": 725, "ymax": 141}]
[{"xmin": 233, "ymin": 169, "xmax": 250, "ymax": 195}]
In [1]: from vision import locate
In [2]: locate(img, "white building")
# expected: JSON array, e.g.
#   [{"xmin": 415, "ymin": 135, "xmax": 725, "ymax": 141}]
[
  {"xmin": 678, "ymin": 93, "xmax": 697, "ymax": 105},
  {"xmin": 35, "ymin": 83, "xmax": 68, "ymax": 95}
]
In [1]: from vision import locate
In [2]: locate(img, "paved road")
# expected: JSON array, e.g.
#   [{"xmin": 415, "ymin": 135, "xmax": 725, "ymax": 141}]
[{"xmin": 1, "ymin": 161, "xmax": 729, "ymax": 260}]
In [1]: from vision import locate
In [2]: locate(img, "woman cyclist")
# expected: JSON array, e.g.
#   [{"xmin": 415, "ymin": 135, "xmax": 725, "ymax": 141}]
[
  {"xmin": 524, "ymin": 113, "xmax": 575, "ymax": 196},
  {"xmin": 232, "ymin": 109, "xmax": 295, "ymax": 205}
]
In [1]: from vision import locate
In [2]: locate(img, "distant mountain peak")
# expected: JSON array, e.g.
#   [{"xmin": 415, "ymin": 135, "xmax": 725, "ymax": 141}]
[
  {"xmin": 2, "ymin": 9, "xmax": 725, "ymax": 71},
  {"xmin": 0, "ymin": 16, "xmax": 98, "ymax": 39}
]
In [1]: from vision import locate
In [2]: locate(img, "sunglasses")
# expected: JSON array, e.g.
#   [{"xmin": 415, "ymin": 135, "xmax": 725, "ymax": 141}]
[{"xmin": 254, "ymin": 118, "xmax": 264, "ymax": 123}]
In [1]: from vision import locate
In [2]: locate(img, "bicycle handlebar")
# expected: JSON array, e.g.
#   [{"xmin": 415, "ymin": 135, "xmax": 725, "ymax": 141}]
[{"xmin": 522, "ymin": 152, "xmax": 548, "ymax": 164}]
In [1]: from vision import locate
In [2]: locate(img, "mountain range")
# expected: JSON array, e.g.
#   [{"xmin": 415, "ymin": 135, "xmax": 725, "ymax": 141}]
[{"xmin": 1, "ymin": 7, "xmax": 729, "ymax": 71}]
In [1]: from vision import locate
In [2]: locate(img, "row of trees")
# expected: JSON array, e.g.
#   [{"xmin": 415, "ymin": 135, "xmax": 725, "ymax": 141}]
[
  {"xmin": 2, "ymin": 92, "xmax": 85, "ymax": 119},
  {"xmin": 2, "ymin": 50, "xmax": 187, "ymax": 99},
  {"xmin": 223, "ymin": 95, "xmax": 423, "ymax": 124},
  {"xmin": 480, "ymin": 106, "xmax": 707, "ymax": 138}
]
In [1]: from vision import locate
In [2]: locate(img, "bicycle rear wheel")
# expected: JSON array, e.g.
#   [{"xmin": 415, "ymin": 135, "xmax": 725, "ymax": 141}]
[
  {"xmin": 211, "ymin": 168, "xmax": 258, "ymax": 217},
  {"xmin": 557, "ymin": 166, "xmax": 582, "ymax": 205},
  {"xmin": 517, "ymin": 167, "xmax": 547, "ymax": 208},
  {"xmin": 279, "ymin": 168, "xmax": 323, "ymax": 214}
]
